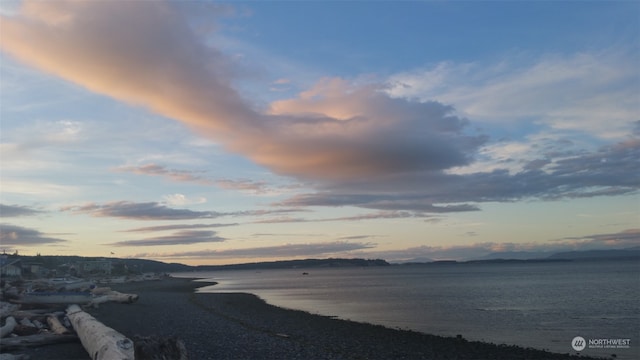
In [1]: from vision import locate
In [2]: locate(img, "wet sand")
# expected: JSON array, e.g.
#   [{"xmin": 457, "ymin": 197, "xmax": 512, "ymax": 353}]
[{"xmin": 12, "ymin": 277, "xmax": 604, "ymax": 359}]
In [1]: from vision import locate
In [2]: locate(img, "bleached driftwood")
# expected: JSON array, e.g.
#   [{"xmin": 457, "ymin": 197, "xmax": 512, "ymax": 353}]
[
  {"xmin": 18, "ymin": 318, "xmax": 34, "ymax": 327},
  {"xmin": 46, "ymin": 315, "xmax": 70, "ymax": 335},
  {"xmin": 0, "ymin": 316, "xmax": 16, "ymax": 338},
  {"xmin": 0, "ymin": 302, "xmax": 19, "ymax": 318},
  {"xmin": 90, "ymin": 287, "xmax": 112, "ymax": 295},
  {"xmin": 60, "ymin": 281, "xmax": 95, "ymax": 291},
  {"xmin": 0, "ymin": 353, "xmax": 30, "ymax": 360},
  {"xmin": 0, "ymin": 333, "xmax": 77, "ymax": 350},
  {"xmin": 32, "ymin": 319, "xmax": 44, "ymax": 329},
  {"xmin": 88, "ymin": 291, "xmax": 139, "ymax": 308},
  {"xmin": 8, "ymin": 310, "xmax": 49, "ymax": 319},
  {"xmin": 66, "ymin": 304, "xmax": 135, "ymax": 360}
]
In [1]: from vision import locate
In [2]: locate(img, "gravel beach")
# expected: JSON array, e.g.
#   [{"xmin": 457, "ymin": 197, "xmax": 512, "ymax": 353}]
[{"xmin": 10, "ymin": 277, "xmax": 604, "ymax": 360}]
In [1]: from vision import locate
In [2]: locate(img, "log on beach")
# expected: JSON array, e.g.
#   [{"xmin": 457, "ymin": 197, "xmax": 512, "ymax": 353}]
[
  {"xmin": 0, "ymin": 316, "xmax": 16, "ymax": 338},
  {"xmin": 89, "ymin": 291, "xmax": 139, "ymax": 308},
  {"xmin": 0, "ymin": 353, "xmax": 30, "ymax": 360},
  {"xmin": 0, "ymin": 333, "xmax": 78, "ymax": 350},
  {"xmin": 66, "ymin": 304, "xmax": 135, "ymax": 360},
  {"xmin": 46, "ymin": 315, "xmax": 71, "ymax": 335},
  {"xmin": 0, "ymin": 302, "xmax": 19, "ymax": 319}
]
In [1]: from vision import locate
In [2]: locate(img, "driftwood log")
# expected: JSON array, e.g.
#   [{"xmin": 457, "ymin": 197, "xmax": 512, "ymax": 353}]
[
  {"xmin": 0, "ymin": 302, "xmax": 19, "ymax": 319},
  {"xmin": 90, "ymin": 287, "xmax": 112, "ymax": 296},
  {"xmin": 60, "ymin": 281, "xmax": 95, "ymax": 291},
  {"xmin": 7, "ymin": 310, "xmax": 48, "ymax": 320},
  {"xmin": 66, "ymin": 304, "xmax": 135, "ymax": 360},
  {"xmin": 46, "ymin": 315, "xmax": 71, "ymax": 335},
  {"xmin": 0, "ymin": 316, "xmax": 16, "ymax": 338},
  {"xmin": 0, "ymin": 353, "xmax": 30, "ymax": 360},
  {"xmin": 88, "ymin": 291, "xmax": 139, "ymax": 308},
  {"xmin": 18, "ymin": 318, "xmax": 34, "ymax": 328},
  {"xmin": 0, "ymin": 333, "xmax": 78, "ymax": 350}
]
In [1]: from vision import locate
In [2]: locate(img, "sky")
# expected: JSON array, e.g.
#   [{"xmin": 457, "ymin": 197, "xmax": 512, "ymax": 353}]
[{"xmin": 0, "ymin": 1, "xmax": 638, "ymax": 265}]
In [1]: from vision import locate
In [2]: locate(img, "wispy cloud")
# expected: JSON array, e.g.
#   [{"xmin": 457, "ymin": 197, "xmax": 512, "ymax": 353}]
[
  {"xmin": 252, "ymin": 210, "xmax": 431, "ymax": 224},
  {"xmin": 122, "ymin": 223, "xmax": 238, "ymax": 233},
  {"xmin": 338, "ymin": 235, "xmax": 381, "ymax": 241},
  {"xmin": 116, "ymin": 164, "xmax": 209, "ymax": 185},
  {"xmin": 0, "ymin": 223, "xmax": 68, "ymax": 245},
  {"xmin": 107, "ymin": 230, "xmax": 225, "ymax": 247},
  {"xmin": 116, "ymin": 163, "xmax": 277, "ymax": 195},
  {"xmin": 0, "ymin": 203, "xmax": 42, "ymax": 217},
  {"xmin": 387, "ymin": 52, "xmax": 638, "ymax": 139},
  {"xmin": 559, "ymin": 228, "xmax": 640, "ymax": 246},
  {"xmin": 162, "ymin": 194, "xmax": 207, "ymax": 206},
  {"xmin": 61, "ymin": 201, "xmax": 305, "ymax": 221},
  {"xmin": 134, "ymin": 241, "xmax": 376, "ymax": 259},
  {"xmin": 61, "ymin": 201, "xmax": 223, "ymax": 220}
]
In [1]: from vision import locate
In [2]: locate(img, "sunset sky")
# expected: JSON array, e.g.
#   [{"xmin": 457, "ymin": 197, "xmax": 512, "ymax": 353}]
[{"xmin": 1, "ymin": 1, "xmax": 638, "ymax": 265}]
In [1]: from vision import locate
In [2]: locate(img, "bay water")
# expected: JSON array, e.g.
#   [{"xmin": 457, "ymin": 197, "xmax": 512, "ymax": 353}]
[{"xmin": 175, "ymin": 259, "xmax": 639, "ymax": 359}]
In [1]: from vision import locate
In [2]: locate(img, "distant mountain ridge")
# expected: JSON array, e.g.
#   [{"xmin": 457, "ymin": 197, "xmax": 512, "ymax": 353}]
[
  {"xmin": 472, "ymin": 246, "xmax": 640, "ymax": 262},
  {"xmin": 547, "ymin": 246, "xmax": 640, "ymax": 260}
]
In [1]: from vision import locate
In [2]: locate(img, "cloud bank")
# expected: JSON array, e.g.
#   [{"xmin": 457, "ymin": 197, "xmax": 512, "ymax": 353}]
[
  {"xmin": 0, "ymin": 224, "xmax": 67, "ymax": 245},
  {"xmin": 0, "ymin": 204, "xmax": 42, "ymax": 217},
  {"xmin": 61, "ymin": 201, "xmax": 223, "ymax": 220},
  {"xmin": 107, "ymin": 230, "xmax": 225, "ymax": 247}
]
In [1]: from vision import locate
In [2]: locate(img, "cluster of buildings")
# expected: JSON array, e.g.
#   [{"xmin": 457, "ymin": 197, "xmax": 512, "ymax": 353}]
[{"xmin": 0, "ymin": 255, "xmax": 114, "ymax": 279}]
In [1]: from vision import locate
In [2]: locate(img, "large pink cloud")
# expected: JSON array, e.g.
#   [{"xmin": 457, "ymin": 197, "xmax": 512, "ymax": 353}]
[{"xmin": 0, "ymin": 0, "xmax": 482, "ymax": 183}]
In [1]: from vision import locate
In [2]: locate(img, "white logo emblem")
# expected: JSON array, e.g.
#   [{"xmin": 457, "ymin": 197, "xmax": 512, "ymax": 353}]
[{"xmin": 572, "ymin": 336, "xmax": 586, "ymax": 351}]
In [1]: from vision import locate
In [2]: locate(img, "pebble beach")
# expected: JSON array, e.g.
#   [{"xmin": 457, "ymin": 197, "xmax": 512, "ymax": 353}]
[{"xmin": 13, "ymin": 277, "xmax": 605, "ymax": 360}]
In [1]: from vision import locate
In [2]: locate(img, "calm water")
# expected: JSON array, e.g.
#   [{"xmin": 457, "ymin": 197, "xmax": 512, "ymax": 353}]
[{"xmin": 175, "ymin": 260, "xmax": 639, "ymax": 359}]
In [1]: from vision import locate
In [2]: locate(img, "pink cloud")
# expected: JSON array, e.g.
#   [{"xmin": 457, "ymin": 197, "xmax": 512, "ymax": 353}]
[{"xmin": 1, "ymin": 0, "xmax": 482, "ymax": 183}]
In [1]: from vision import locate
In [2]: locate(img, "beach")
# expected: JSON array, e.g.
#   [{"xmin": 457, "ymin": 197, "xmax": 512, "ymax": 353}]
[{"xmin": 13, "ymin": 277, "xmax": 604, "ymax": 360}]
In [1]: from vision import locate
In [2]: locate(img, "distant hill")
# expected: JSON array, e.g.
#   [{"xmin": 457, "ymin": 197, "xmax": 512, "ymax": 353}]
[
  {"xmin": 6, "ymin": 255, "xmax": 388, "ymax": 274},
  {"xmin": 467, "ymin": 247, "xmax": 640, "ymax": 262},
  {"xmin": 547, "ymin": 247, "xmax": 640, "ymax": 261},
  {"xmin": 473, "ymin": 251, "xmax": 552, "ymax": 261}
]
